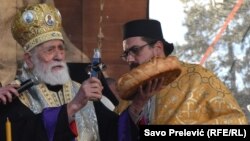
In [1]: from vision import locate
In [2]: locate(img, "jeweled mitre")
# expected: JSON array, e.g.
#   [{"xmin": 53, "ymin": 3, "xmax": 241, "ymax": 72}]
[{"xmin": 11, "ymin": 3, "xmax": 63, "ymax": 52}]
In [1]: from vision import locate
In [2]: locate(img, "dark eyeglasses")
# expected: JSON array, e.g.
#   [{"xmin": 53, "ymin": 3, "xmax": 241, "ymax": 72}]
[{"xmin": 120, "ymin": 42, "xmax": 156, "ymax": 61}]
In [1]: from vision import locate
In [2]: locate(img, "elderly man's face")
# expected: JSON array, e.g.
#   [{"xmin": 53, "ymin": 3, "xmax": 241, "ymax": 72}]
[
  {"xmin": 28, "ymin": 39, "xmax": 70, "ymax": 85},
  {"xmin": 35, "ymin": 40, "xmax": 66, "ymax": 71}
]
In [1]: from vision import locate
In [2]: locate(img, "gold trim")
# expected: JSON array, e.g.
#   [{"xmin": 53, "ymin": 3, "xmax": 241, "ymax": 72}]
[
  {"xmin": 36, "ymin": 81, "xmax": 72, "ymax": 106},
  {"xmin": 24, "ymin": 31, "xmax": 63, "ymax": 51}
]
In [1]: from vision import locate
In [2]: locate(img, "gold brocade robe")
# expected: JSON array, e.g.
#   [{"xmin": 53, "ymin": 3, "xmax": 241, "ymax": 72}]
[
  {"xmin": 151, "ymin": 61, "xmax": 247, "ymax": 124},
  {"xmin": 116, "ymin": 58, "xmax": 248, "ymax": 124}
]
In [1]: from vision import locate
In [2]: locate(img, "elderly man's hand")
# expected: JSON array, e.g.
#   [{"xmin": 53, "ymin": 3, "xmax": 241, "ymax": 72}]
[
  {"xmin": 67, "ymin": 77, "xmax": 103, "ymax": 118},
  {"xmin": 0, "ymin": 84, "xmax": 20, "ymax": 104}
]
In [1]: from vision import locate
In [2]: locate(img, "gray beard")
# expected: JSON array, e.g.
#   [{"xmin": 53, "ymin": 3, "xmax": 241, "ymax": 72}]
[{"xmin": 31, "ymin": 56, "xmax": 71, "ymax": 86}]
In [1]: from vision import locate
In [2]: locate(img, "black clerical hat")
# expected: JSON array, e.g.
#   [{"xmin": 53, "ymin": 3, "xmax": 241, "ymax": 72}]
[{"xmin": 123, "ymin": 19, "xmax": 174, "ymax": 55}]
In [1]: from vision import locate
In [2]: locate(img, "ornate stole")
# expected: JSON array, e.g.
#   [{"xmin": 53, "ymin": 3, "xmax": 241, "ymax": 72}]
[{"xmin": 19, "ymin": 81, "xmax": 100, "ymax": 141}]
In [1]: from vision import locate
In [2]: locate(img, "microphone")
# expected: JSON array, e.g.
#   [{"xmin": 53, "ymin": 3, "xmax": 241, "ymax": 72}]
[{"xmin": 17, "ymin": 76, "xmax": 39, "ymax": 93}]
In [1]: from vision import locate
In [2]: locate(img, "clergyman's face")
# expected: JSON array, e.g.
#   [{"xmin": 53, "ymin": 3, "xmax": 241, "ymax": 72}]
[
  {"xmin": 30, "ymin": 39, "xmax": 70, "ymax": 85},
  {"xmin": 122, "ymin": 37, "xmax": 155, "ymax": 70}
]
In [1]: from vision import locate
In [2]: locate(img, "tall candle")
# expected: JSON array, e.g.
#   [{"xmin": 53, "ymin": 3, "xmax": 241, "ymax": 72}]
[{"xmin": 6, "ymin": 118, "xmax": 12, "ymax": 141}]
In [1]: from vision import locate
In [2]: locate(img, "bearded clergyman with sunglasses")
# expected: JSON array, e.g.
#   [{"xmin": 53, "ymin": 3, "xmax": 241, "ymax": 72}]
[{"xmin": 116, "ymin": 19, "xmax": 248, "ymax": 141}]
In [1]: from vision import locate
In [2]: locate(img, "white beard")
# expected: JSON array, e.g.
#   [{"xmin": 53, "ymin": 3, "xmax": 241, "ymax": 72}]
[{"xmin": 31, "ymin": 55, "xmax": 71, "ymax": 86}]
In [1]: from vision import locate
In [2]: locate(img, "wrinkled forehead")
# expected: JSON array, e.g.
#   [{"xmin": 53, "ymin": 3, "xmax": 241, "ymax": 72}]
[
  {"xmin": 31, "ymin": 39, "xmax": 64, "ymax": 52},
  {"xmin": 122, "ymin": 36, "xmax": 143, "ymax": 51}
]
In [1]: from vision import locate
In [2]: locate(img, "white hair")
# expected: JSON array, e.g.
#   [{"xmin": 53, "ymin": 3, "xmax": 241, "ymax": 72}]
[{"xmin": 30, "ymin": 50, "xmax": 71, "ymax": 85}]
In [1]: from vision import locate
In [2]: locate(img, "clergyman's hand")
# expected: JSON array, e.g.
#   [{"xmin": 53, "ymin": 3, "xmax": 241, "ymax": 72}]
[
  {"xmin": 0, "ymin": 84, "xmax": 20, "ymax": 104},
  {"xmin": 128, "ymin": 77, "xmax": 164, "ymax": 120},
  {"xmin": 67, "ymin": 77, "xmax": 103, "ymax": 118}
]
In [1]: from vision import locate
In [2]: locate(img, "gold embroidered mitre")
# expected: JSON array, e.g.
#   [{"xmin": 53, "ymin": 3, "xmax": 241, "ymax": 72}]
[{"xmin": 11, "ymin": 3, "xmax": 63, "ymax": 52}]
